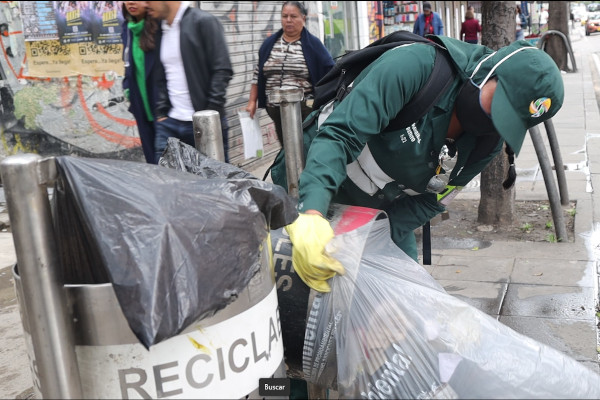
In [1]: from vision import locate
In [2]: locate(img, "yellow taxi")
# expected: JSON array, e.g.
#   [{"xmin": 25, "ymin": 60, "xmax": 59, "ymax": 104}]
[{"xmin": 586, "ymin": 12, "xmax": 600, "ymax": 35}]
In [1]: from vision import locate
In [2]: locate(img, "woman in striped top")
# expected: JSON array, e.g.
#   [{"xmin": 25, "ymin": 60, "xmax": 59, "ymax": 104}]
[{"xmin": 245, "ymin": 1, "xmax": 334, "ymax": 146}]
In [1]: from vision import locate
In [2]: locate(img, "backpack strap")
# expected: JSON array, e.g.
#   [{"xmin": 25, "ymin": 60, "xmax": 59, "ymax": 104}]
[
  {"xmin": 384, "ymin": 47, "xmax": 456, "ymax": 132},
  {"xmin": 423, "ymin": 220, "xmax": 432, "ymax": 265}
]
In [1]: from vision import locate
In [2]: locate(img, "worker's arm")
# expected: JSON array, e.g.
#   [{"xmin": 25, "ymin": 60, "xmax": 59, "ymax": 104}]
[
  {"xmin": 287, "ymin": 45, "xmax": 437, "ymax": 292},
  {"xmin": 298, "ymin": 44, "xmax": 436, "ymax": 215}
]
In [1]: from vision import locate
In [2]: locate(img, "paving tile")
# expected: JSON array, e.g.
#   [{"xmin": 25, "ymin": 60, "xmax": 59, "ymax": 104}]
[
  {"xmin": 434, "ymin": 240, "xmax": 590, "ymax": 262},
  {"xmin": 499, "ymin": 315, "xmax": 598, "ymax": 362},
  {"xmin": 511, "ymin": 258, "xmax": 595, "ymax": 287},
  {"xmin": 437, "ymin": 279, "xmax": 507, "ymax": 316},
  {"xmin": 416, "ymin": 254, "xmax": 440, "ymax": 275},
  {"xmin": 431, "ymin": 255, "xmax": 513, "ymax": 283},
  {"xmin": 501, "ymin": 283, "xmax": 595, "ymax": 320},
  {"xmin": 556, "ymin": 180, "xmax": 588, "ymax": 198},
  {"xmin": 430, "ymin": 236, "xmax": 492, "ymax": 251},
  {"xmin": 574, "ymin": 197, "xmax": 594, "ymax": 233},
  {"xmin": 0, "ymin": 233, "xmax": 16, "ymax": 270},
  {"xmin": 579, "ymin": 361, "xmax": 600, "ymax": 375}
]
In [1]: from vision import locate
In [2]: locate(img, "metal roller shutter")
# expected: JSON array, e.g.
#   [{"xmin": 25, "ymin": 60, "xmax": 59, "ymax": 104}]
[{"xmin": 199, "ymin": 1, "xmax": 285, "ymax": 168}]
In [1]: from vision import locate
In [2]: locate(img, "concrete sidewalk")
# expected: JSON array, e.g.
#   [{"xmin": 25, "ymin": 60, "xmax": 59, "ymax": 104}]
[
  {"xmin": 419, "ymin": 30, "xmax": 600, "ymax": 373},
  {"xmin": 248, "ymin": 28, "xmax": 600, "ymax": 373}
]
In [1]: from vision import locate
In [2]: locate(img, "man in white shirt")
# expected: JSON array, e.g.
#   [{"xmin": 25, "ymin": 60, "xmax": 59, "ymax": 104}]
[{"xmin": 147, "ymin": 1, "xmax": 233, "ymax": 162}]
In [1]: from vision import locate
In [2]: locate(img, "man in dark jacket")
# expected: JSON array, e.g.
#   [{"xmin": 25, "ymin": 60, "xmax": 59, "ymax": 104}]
[{"xmin": 147, "ymin": 1, "xmax": 233, "ymax": 162}]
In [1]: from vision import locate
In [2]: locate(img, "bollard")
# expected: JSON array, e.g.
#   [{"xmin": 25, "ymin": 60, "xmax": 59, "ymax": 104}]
[
  {"xmin": 0, "ymin": 154, "xmax": 83, "ymax": 399},
  {"xmin": 269, "ymin": 88, "xmax": 329, "ymax": 397},
  {"xmin": 193, "ymin": 110, "xmax": 225, "ymax": 162},
  {"xmin": 269, "ymin": 88, "xmax": 305, "ymax": 198},
  {"xmin": 529, "ymin": 125, "xmax": 568, "ymax": 242}
]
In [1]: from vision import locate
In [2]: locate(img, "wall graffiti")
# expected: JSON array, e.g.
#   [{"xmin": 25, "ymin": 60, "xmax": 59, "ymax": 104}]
[
  {"xmin": 0, "ymin": 1, "xmax": 318, "ymax": 164},
  {"xmin": 0, "ymin": 2, "xmax": 144, "ymax": 161}
]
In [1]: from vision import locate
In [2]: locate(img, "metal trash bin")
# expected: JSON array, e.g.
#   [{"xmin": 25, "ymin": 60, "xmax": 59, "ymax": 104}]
[
  {"xmin": 13, "ymin": 247, "xmax": 284, "ymax": 399},
  {"xmin": 4, "ymin": 154, "xmax": 285, "ymax": 399}
]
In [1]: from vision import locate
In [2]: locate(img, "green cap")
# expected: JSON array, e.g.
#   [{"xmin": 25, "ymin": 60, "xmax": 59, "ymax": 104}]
[{"xmin": 489, "ymin": 41, "xmax": 564, "ymax": 155}]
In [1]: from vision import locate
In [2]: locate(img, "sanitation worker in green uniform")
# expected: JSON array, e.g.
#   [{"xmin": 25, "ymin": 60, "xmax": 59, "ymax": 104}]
[{"xmin": 282, "ymin": 36, "xmax": 564, "ymax": 292}]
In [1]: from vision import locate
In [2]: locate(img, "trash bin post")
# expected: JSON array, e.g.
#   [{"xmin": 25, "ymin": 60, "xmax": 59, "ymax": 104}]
[
  {"xmin": 270, "ymin": 88, "xmax": 326, "ymax": 398},
  {"xmin": 193, "ymin": 110, "xmax": 225, "ymax": 162},
  {"xmin": 270, "ymin": 87, "xmax": 305, "ymax": 197},
  {"xmin": 0, "ymin": 154, "xmax": 83, "ymax": 399}
]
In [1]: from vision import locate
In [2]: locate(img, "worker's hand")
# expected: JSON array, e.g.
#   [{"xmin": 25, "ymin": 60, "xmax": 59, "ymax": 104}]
[{"xmin": 285, "ymin": 213, "xmax": 345, "ymax": 292}]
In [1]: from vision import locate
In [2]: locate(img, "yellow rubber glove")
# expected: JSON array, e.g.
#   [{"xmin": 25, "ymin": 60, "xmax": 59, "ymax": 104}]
[{"xmin": 285, "ymin": 213, "xmax": 345, "ymax": 292}]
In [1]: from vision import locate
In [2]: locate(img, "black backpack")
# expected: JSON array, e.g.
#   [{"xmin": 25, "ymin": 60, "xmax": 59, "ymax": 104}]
[{"xmin": 304, "ymin": 30, "xmax": 456, "ymax": 132}]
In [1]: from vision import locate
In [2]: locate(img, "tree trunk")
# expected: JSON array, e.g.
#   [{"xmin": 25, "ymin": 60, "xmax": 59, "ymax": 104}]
[
  {"xmin": 478, "ymin": 1, "xmax": 516, "ymax": 226},
  {"xmin": 546, "ymin": 1, "xmax": 570, "ymax": 71}
]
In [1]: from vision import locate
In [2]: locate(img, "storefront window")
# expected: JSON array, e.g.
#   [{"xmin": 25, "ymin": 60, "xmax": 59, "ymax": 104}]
[
  {"xmin": 322, "ymin": 1, "xmax": 357, "ymax": 57},
  {"xmin": 382, "ymin": 1, "xmax": 419, "ymax": 34}
]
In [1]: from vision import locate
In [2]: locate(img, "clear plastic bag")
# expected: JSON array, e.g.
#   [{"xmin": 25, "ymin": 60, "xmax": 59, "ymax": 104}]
[
  {"xmin": 304, "ymin": 210, "xmax": 600, "ymax": 399},
  {"xmin": 238, "ymin": 110, "xmax": 264, "ymax": 159}
]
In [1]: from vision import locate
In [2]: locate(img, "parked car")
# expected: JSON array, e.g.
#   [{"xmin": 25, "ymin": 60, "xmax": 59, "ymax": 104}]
[
  {"xmin": 586, "ymin": 12, "xmax": 600, "ymax": 35},
  {"xmin": 588, "ymin": 3, "xmax": 600, "ymax": 12}
]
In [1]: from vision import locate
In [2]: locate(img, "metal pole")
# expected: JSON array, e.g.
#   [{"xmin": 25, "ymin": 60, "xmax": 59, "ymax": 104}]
[
  {"xmin": 193, "ymin": 110, "xmax": 225, "ymax": 162},
  {"xmin": 270, "ymin": 87, "xmax": 321, "ymax": 397},
  {"xmin": 529, "ymin": 126, "xmax": 568, "ymax": 242},
  {"xmin": 544, "ymin": 119, "xmax": 569, "ymax": 206},
  {"xmin": 270, "ymin": 87, "xmax": 305, "ymax": 197},
  {"xmin": 538, "ymin": 30, "xmax": 578, "ymax": 73},
  {"xmin": 0, "ymin": 154, "xmax": 83, "ymax": 399}
]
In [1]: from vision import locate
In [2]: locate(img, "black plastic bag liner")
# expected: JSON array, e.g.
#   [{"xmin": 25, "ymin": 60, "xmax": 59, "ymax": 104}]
[
  {"xmin": 52, "ymin": 149, "xmax": 297, "ymax": 348},
  {"xmin": 158, "ymin": 137, "xmax": 256, "ymax": 179}
]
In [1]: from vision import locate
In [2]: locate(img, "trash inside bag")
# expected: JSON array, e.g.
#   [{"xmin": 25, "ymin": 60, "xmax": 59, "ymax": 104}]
[
  {"xmin": 302, "ymin": 206, "xmax": 600, "ymax": 399},
  {"xmin": 52, "ymin": 146, "xmax": 297, "ymax": 348}
]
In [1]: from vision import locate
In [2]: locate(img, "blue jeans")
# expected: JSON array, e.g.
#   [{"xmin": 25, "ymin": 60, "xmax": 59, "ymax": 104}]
[
  {"xmin": 154, "ymin": 115, "xmax": 230, "ymax": 163},
  {"xmin": 154, "ymin": 117, "xmax": 195, "ymax": 163},
  {"xmin": 516, "ymin": 30, "xmax": 525, "ymax": 41}
]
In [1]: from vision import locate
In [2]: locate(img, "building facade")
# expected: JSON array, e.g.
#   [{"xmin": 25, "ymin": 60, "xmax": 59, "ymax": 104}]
[{"xmin": 0, "ymin": 1, "xmax": 468, "ymax": 168}]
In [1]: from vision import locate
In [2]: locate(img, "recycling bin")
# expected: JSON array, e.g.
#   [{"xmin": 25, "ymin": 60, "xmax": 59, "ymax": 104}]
[
  {"xmin": 13, "ymin": 244, "xmax": 284, "ymax": 399},
  {"xmin": 3, "ymin": 154, "xmax": 285, "ymax": 399}
]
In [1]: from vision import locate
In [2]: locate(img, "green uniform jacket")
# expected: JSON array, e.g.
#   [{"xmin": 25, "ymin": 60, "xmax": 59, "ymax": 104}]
[{"xmin": 296, "ymin": 37, "xmax": 505, "ymax": 259}]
